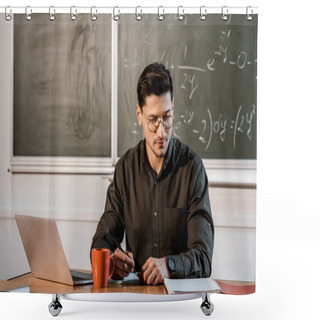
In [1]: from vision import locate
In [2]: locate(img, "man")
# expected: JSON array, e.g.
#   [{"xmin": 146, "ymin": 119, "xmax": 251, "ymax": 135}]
[{"xmin": 91, "ymin": 62, "xmax": 214, "ymax": 285}]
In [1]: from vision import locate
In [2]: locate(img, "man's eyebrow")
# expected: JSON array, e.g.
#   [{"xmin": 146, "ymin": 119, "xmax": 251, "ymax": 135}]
[{"xmin": 147, "ymin": 109, "xmax": 171, "ymax": 118}]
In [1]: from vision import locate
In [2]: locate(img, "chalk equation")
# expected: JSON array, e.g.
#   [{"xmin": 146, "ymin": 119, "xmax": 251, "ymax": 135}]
[
  {"xmin": 173, "ymin": 104, "xmax": 256, "ymax": 151},
  {"xmin": 121, "ymin": 22, "xmax": 257, "ymax": 158},
  {"xmin": 158, "ymin": 28, "xmax": 257, "ymax": 101}
]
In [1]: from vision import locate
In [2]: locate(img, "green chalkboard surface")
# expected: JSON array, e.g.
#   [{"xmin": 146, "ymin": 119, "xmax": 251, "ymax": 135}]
[
  {"xmin": 118, "ymin": 14, "xmax": 257, "ymax": 159},
  {"xmin": 14, "ymin": 14, "xmax": 112, "ymax": 157},
  {"xmin": 13, "ymin": 13, "xmax": 257, "ymax": 162}
]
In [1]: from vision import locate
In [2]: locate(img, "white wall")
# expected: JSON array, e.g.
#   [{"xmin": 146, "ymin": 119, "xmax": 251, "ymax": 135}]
[
  {"xmin": 0, "ymin": 15, "xmax": 255, "ymax": 282},
  {"xmin": 210, "ymin": 187, "xmax": 256, "ymax": 281}
]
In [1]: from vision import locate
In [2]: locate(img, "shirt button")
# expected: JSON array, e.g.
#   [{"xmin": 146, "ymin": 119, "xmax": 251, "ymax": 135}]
[{"xmin": 154, "ymin": 211, "xmax": 157, "ymax": 217}]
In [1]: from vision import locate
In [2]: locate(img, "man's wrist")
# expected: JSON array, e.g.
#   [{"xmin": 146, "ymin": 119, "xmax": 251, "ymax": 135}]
[{"xmin": 167, "ymin": 256, "xmax": 177, "ymax": 278}]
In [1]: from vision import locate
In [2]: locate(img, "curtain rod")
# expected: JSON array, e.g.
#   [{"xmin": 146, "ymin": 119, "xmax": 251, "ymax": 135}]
[{"xmin": 0, "ymin": 6, "xmax": 258, "ymax": 16}]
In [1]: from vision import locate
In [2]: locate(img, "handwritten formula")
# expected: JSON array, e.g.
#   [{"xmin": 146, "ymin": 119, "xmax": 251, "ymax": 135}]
[
  {"xmin": 119, "ymin": 13, "xmax": 257, "ymax": 159},
  {"xmin": 173, "ymin": 104, "xmax": 255, "ymax": 151}
]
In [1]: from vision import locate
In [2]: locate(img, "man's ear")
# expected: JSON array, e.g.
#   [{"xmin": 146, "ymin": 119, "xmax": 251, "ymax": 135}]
[
  {"xmin": 172, "ymin": 97, "xmax": 174, "ymax": 114},
  {"xmin": 136, "ymin": 104, "xmax": 143, "ymax": 126}
]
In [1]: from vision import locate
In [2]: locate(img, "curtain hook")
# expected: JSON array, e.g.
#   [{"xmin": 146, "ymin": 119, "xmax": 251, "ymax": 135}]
[
  {"xmin": 200, "ymin": 6, "xmax": 207, "ymax": 21},
  {"xmin": 246, "ymin": 6, "xmax": 253, "ymax": 21},
  {"xmin": 91, "ymin": 6, "xmax": 97, "ymax": 21},
  {"xmin": 158, "ymin": 6, "xmax": 164, "ymax": 21},
  {"xmin": 70, "ymin": 6, "xmax": 77, "ymax": 21},
  {"xmin": 221, "ymin": 6, "xmax": 229, "ymax": 21},
  {"xmin": 113, "ymin": 6, "xmax": 120, "ymax": 21},
  {"xmin": 135, "ymin": 6, "xmax": 142, "ymax": 21},
  {"xmin": 5, "ymin": 6, "xmax": 12, "ymax": 21},
  {"xmin": 177, "ymin": 6, "xmax": 184, "ymax": 21},
  {"xmin": 49, "ymin": 6, "xmax": 56, "ymax": 21},
  {"xmin": 25, "ymin": 6, "xmax": 32, "ymax": 21}
]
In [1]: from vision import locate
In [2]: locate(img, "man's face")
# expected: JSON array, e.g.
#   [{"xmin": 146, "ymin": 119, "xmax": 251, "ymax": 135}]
[{"xmin": 136, "ymin": 92, "xmax": 174, "ymax": 160}]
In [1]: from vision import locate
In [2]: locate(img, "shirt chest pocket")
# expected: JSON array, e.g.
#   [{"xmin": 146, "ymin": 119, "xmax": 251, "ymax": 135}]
[{"xmin": 162, "ymin": 208, "xmax": 188, "ymax": 254}]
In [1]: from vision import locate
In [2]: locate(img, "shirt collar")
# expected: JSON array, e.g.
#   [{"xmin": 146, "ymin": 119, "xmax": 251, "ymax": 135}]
[
  {"xmin": 163, "ymin": 138, "xmax": 173, "ymax": 171},
  {"xmin": 141, "ymin": 138, "xmax": 174, "ymax": 176}
]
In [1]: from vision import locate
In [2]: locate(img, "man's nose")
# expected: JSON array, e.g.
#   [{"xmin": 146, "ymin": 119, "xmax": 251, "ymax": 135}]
[{"xmin": 157, "ymin": 120, "xmax": 165, "ymax": 138}]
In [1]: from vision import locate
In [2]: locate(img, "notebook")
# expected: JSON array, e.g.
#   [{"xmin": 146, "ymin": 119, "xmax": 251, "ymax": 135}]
[
  {"xmin": 15, "ymin": 215, "xmax": 93, "ymax": 286},
  {"xmin": 164, "ymin": 278, "xmax": 221, "ymax": 295}
]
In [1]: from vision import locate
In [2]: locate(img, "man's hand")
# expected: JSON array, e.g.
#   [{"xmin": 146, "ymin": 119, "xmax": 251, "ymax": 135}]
[
  {"xmin": 141, "ymin": 257, "xmax": 169, "ymax": 285},
  {"xmin": 111, "ymin": 248, "xmax": 135, "ymax": 280}
]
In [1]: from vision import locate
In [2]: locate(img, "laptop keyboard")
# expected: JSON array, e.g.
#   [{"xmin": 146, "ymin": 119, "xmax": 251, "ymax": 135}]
[{"xmin": 71, "ymin": 271, "xmax": 93, "ymax": 281}]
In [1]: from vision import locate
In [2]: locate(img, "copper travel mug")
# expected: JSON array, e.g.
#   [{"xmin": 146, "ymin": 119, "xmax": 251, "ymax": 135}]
[{"xmin": 91, "ymin": 248, "xmax": 115, "ymax": 288}]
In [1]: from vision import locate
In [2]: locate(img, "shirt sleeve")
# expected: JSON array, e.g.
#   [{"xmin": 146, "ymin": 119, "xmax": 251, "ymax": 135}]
[
  {"xmin": 91, "ymin": 163, "xmax": 125, "ymax": 254},
  {"xmin": 168, "ymin": 159, "xmax": 214, "ymax": 279}
]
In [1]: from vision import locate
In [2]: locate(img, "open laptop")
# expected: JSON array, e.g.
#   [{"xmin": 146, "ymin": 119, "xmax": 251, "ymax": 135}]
[{"xmin": 15, "ymin": 215, "xmax": 93, "ymax": 286}]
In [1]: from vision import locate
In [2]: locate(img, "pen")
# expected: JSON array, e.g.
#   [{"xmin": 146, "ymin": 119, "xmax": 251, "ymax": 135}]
[
  {"xmin": 118, "ymin": 246, "xmax": 130, "ymax": 258},
  {"xmin": 118, "ymin": 246, "xmax": 126, "ymax": 254},
  {"xmin": 118, "ymin": 247, "xmax": 136, "ymax": 273}
]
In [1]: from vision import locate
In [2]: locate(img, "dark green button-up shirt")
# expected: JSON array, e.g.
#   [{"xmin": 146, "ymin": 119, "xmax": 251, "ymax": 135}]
[{"xmin": 91, "ymin": 138, "xmax": 214, "ymax": 278}]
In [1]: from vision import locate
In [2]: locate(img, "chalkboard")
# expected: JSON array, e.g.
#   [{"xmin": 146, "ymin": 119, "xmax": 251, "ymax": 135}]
[
  {"xmin": 14, "ymin": 14, "xmax": 112, "ymax": 157},
  {"xmin": 13, "ymin": 13, "xmax": 257, "ymax": 161},
  {"xmin": 118, "ymin": 14, "xmax": 257, "ymax": 159}
]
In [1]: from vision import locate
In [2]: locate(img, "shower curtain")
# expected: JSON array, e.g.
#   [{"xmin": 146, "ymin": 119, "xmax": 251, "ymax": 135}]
[{"xmin": 0, "ymin": 7, "xmax": 257, "ymax": 298}]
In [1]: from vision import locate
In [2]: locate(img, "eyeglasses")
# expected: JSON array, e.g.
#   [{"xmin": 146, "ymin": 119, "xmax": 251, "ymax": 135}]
[{"xmin": 144, "ymin": 113, "xmax": 174, "ymax": 133}]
